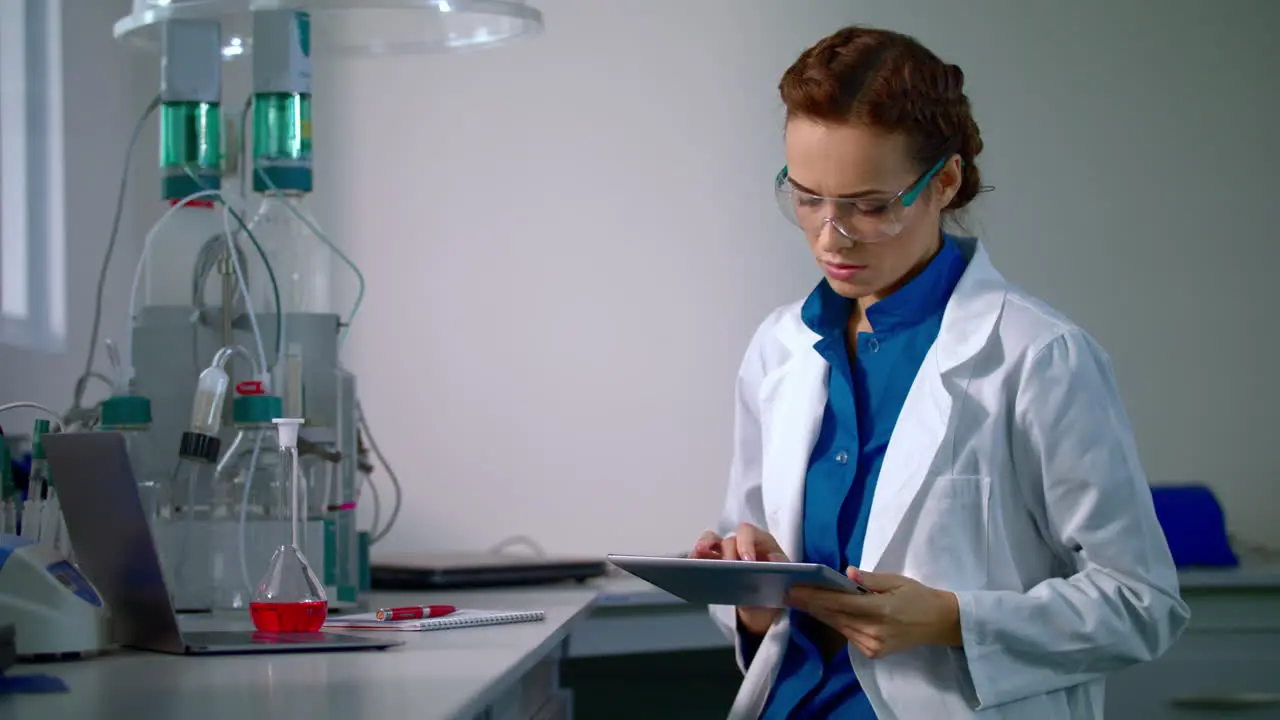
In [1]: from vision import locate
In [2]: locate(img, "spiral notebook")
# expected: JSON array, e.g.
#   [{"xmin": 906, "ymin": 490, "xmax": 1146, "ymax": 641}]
[{"xmin": 322, "ymin": 609, "xmax": 545, "ymax": 632}]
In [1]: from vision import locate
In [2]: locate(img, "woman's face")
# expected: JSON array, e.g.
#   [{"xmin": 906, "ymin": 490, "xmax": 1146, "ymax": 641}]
[{"xmin": 783, "ymin": 118, "xmax": 962, "ymax": 303}]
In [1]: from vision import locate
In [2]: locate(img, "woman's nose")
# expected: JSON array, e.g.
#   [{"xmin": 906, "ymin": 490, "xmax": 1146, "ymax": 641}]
[{"xmin": 815, "ymin": 217, "xmax": 850, "ymax": 253}]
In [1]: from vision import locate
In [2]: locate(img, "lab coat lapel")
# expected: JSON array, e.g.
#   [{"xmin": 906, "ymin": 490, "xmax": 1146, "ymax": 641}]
[
  {"xmin": 758, "ymin": 344, "xmax": 827, "ymax": 563},
  {"xmin": 860, "ymin": 240, "xmax": 1008, "ymax": 571},
  {"xmin": 859, "ymin": 349, "xmax": 952, "ymax": 571}
]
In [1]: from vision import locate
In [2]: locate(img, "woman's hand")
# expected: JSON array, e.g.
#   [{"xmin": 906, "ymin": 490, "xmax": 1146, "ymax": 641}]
[
  {"xmin": 692, "ymin": 522, "xmax": 789, "ymax": 636},
  {"xmin": 786, "ymin": 567, "xmax": 963, "ymax": 659}
]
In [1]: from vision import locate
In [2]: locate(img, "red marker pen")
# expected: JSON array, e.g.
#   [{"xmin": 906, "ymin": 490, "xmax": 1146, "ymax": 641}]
[{"xmin": 374, "ymin": 604, "xmax": 457, "ymax": 622}]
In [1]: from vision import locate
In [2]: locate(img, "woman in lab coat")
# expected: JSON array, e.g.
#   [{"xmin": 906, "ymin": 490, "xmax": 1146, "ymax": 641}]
[{"xmin": 691, "ymin": 26, "xmax": 1189, "ymax": 720}]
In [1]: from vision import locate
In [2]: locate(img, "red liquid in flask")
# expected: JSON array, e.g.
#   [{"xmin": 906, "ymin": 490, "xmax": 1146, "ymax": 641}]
[{"xmin": 250, "ymin": 601, "xmax": 328, "ymax": 632}]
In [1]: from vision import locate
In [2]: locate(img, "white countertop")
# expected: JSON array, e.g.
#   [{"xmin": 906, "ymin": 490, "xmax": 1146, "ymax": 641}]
[
  {"xmin": 8, "ymin": 565, "xmax": 1276, "ymax": 718},
  {"xmin": 3, "ymin": 585, "xmax": 599, "ymax": 720}
]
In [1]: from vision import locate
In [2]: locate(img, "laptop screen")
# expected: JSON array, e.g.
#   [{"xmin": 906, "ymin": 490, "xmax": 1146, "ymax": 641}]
[{"xmin": 41, "ymin": 431, "xmax": 186, "ymax": 653}]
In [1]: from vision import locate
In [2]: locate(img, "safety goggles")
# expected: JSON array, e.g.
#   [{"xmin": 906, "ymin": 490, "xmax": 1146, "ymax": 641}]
[{"xmin": 774, "ymin": 155, "xmax": 949, "ymax": 243}]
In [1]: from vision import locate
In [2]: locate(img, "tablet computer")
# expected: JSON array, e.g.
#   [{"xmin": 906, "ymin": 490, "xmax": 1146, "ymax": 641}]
[{"xmin": 606, "ymin": 554, "xmax": 870, "ymax": 608}]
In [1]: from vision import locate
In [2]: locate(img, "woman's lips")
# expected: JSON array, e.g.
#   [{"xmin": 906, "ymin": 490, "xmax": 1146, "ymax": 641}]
[{"xmin": 824, "ymin": 262, "xmax": 867, "ymax": 281}]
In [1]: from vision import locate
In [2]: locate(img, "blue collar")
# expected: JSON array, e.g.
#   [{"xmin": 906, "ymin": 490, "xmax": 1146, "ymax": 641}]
[{"xmin": 801, "ymin": 235, "xmax": 968, "ymax": 338}]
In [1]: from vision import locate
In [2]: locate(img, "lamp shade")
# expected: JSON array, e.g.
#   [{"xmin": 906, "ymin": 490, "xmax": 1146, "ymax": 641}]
[{"xmin": 115, "ymin": 0, "xmax": 542, "ymax": 56}]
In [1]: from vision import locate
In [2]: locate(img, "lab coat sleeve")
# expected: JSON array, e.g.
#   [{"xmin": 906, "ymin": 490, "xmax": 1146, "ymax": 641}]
[
  {"xmin": 708, "ymin": 314, "xmax": 775, "ymax": 675},
  {"xmin": 954, "ymin": 328, "xmax": 1190, "ymax": 708}
]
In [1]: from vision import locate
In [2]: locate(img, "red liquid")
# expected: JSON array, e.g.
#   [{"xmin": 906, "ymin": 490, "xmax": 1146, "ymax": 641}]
[{"xmin": 250, "ymin": 601, "xmax": 328, "ymax": 632}]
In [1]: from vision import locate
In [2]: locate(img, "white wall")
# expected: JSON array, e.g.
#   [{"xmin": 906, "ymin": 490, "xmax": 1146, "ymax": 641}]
[
  {"xmin": 320, "ymin": 0, "xmax": 1280, "ymax": 558},
  {"xmin": 0, "ymin": 0, "xmax": 156, "ymax": 433}
]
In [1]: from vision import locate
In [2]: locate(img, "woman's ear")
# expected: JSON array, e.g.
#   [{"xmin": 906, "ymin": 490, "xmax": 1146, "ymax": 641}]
[{"xmin": 934, "ymin": 155, "xmax": 964, "ymax": 210}]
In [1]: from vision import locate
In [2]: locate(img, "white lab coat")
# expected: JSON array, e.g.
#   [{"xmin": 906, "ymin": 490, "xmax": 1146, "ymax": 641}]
[{"xmin": 710, "ymin": 238, "xmax": 1190, "ymax": 719}]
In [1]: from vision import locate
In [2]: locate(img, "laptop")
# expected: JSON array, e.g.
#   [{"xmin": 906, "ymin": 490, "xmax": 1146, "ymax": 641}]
[
  {"xmin": 42, "ymin": 431, "xmax": 401, "ymax": 656},
  {"xmin": 372, "ymin": 551, "xmax": 608, "ymax": 591}
]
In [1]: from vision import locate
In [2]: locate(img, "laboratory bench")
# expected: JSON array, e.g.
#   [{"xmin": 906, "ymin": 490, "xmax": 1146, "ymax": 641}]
[
  {"xmin": 2, "ymin": 585, "xmax": 599, "ymax": 720},
  {"xmin": 5, "ymin": 566, "xmax": 1279, "ymax": 720}
]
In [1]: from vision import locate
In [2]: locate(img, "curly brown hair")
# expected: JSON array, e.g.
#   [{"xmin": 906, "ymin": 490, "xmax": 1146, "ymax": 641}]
[{"xmin": 780, "ymin": 26, "xmax": 984, "ymax": 211}]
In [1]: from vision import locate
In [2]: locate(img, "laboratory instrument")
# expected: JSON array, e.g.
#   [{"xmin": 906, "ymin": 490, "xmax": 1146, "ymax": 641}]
[
  {"xmin": 131, "ymin": 10, "xmax": 361, "ymax": 612},
  {"xmin": 72, "ymin": 0, "xmax": 546, "ymax": 624},
  {"xmin": 41, "ymin": 431, "xmax": 400, "ymax": 655},
  {"xmin": 605, "ymin": 555, "xmax": 872, "ymax": 609},
  {"xmin": 250, "ymin": 418, "xmax": 327, "ymax": 632},
  {"xmin": 0, "ymin": 534, "xmax": 110, "ymax": 658}
]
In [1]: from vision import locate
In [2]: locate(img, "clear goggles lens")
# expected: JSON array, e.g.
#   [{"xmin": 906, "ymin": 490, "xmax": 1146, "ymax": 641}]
[{"xmin": 774, "ymin": 182, "xmax": 910, "ymax": 243}]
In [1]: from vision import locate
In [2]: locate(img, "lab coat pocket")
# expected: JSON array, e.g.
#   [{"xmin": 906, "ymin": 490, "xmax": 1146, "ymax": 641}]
[{"xmin": 909, "ymin": 475, "xmax": 991, "ymax": 591}]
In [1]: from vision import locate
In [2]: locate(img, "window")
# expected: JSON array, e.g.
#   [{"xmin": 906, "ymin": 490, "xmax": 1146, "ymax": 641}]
[{"xmin": 0, "ymin": 0, "xmax": 64, "ymax": 352}]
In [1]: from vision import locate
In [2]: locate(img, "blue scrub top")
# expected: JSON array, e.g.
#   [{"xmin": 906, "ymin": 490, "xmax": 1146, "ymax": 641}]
[{"xmin": 760, "ymin": 236, "xmax": 968, "ymax": 719}]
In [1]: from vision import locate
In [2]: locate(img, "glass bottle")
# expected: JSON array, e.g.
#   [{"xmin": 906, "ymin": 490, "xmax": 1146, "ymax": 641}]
[
  {"xmin": 211, "ymin": 391, "xmax": 284, "ymax": 610},
  {"xmin": 245, "ymin": 193, "xmax": 331, "ymax": 319},
  {"xmin": 99, "ymin": 395, "xmax": 162, "ymax": 527}
]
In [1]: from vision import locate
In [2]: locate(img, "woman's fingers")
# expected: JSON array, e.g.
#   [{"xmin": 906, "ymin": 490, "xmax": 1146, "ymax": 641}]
[
  {"xmin": 692, "ymin": 531, "xmax": 723, "ymax": 559},
  {"xmin": 844, "ymin": 626, "xmax": 886, "ymax": 659},
  {"xmin": 735, "ymin": 522, "xmax": 786, "ymax": 562},
  {"xmin": 696, "ymin": 523, "xmax": 788, "ymax": 563},
  {"xmin": 735, "ymin": 523, "xmax": 760, "ymax": 561},
  {"xmin": 722, "ymin": 535, "xmax": 741, "ymax": 561},
  {"xmin": 795, "ymin": 600, "xmax": 887, "ymax": 658}
]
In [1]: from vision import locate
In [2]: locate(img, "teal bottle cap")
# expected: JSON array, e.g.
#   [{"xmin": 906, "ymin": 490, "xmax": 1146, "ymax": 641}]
[
  {"xmin": 162, "ymin": 172, "xmax": 220, "ymax": 202},
  {"xmin": 253, "ymin": 166, "xmax": 313, "ymax": 194},
  {"xmin": 101, "ymin": 395, "xmax": 153, "ymax": 428},
  {"xmin": 233, "ymin": 394, "xmax": 283, "ymax": 426},
  {"xmin": 31, "ymin": 419, "xmax": 50, "ymax": 460}
]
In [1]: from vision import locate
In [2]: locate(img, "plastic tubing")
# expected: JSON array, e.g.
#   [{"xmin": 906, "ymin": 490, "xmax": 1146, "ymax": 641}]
[
  {"xmin": 238, "ymin": 430, "xmax": 264, "ymax": 596},
  {"xmin": 218, "ymin": 204, "xmax": 269, "ymax": 387},
  {"xmin": 0, "ymin": 402, "xmax": 65, "ymax": 432},
  {"xmin": 240, "ymin": 196, "xmax": 286, "ymax": 378},
  {"xmin": 213, "ymin": 344, "xmax": 263, "ymax": 381}
]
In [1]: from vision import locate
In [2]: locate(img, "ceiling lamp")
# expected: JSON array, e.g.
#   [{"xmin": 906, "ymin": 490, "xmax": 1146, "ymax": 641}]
[{"xmin": 113, "ymin": 0, "xmax": 543, "ymax": 57}]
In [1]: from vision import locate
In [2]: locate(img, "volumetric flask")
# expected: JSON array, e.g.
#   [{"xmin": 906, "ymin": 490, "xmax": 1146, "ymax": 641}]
[{"xmin": 249, "ymin": 417, "xmax": 327, "ymax": 632}]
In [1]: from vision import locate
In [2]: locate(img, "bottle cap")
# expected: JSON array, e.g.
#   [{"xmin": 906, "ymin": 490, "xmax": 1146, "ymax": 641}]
[
  {"xmin": 100, "ymin": 395, "xmax": 153, "ymax": 428},
  {"xmin": 272, "ymin": 417, "xmax": 305, "ymax": 449},
  {"xmin": 234, "ymin": 395, "xmax": 283, "ymax": 426},
  {"xmin": 178, "ymin": 431, "xmax": 221, "ymax": 464}
]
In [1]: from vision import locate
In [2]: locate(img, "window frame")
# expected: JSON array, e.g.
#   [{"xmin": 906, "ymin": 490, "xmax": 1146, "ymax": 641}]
[{"xmin": 0, "ymin": 0, "xmax": 65, "ymax": 353}]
